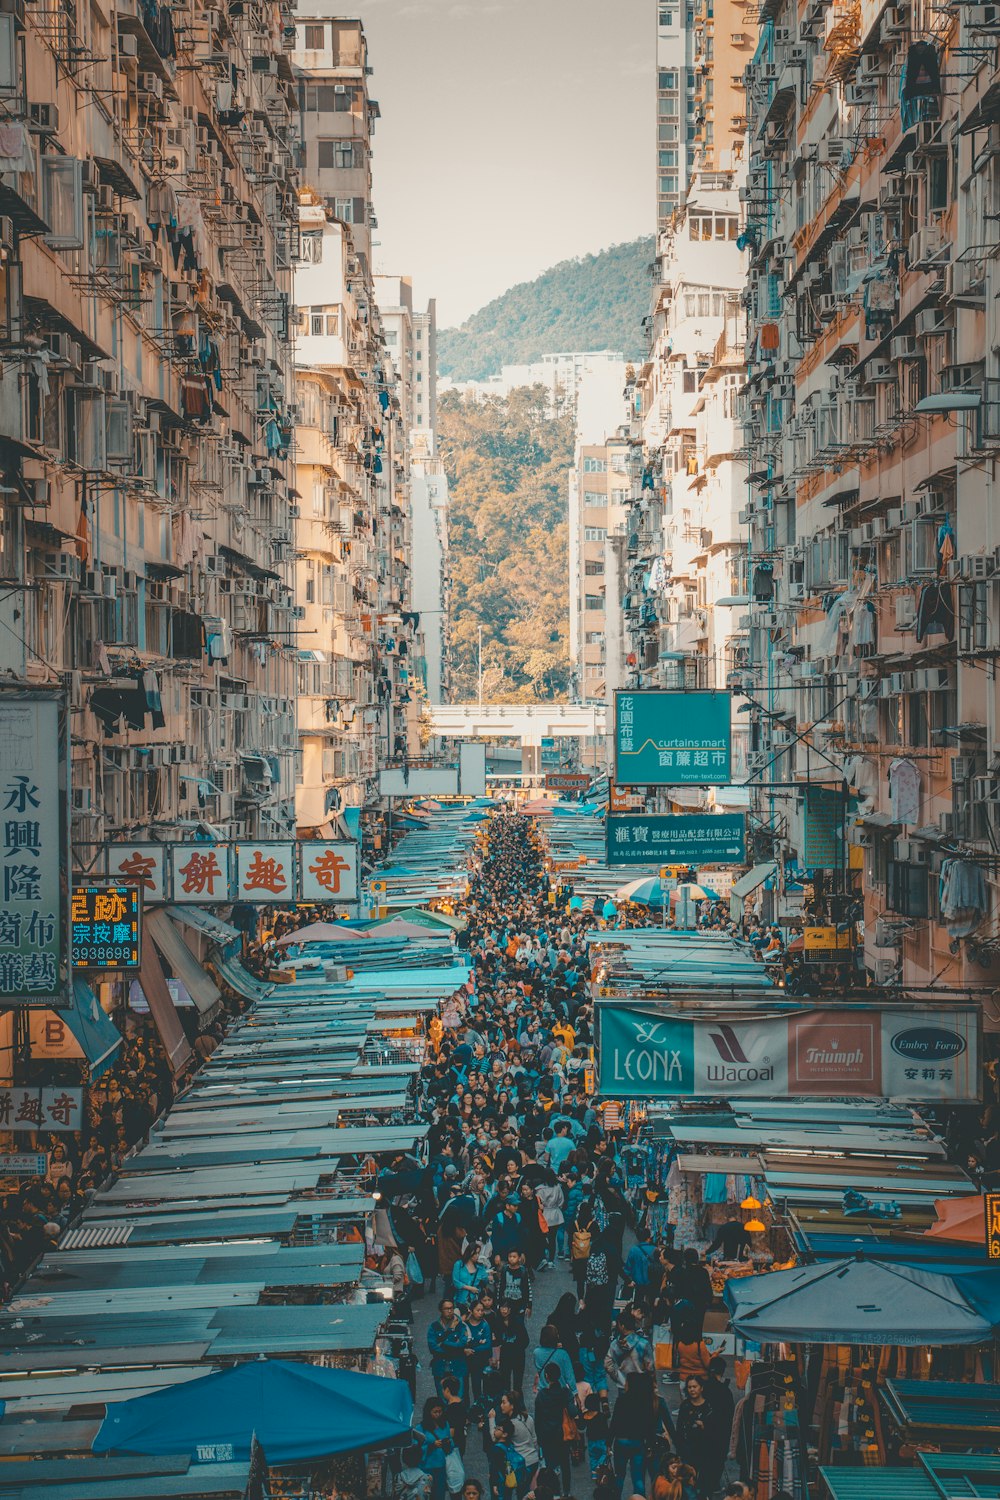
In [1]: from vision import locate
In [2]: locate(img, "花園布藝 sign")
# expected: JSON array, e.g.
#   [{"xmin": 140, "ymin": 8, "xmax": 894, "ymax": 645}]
[
  {"xmin": 614, "ymin": 691, "xmax": 731, "ymax": 785},
  {"xmin": 71, "ymin": 886, "xmax": 141, "ymax": 969},
  {"xmin": 606, "ymin": 814, "xmax": 746, "ymax": 866},
  {"xmin": 0, "ymin": 693, "xmax": 69, "ymax": 1007},
  {"xmin": 596, "ymin": 1003, "xmax": 980, "ymax": 1102}
]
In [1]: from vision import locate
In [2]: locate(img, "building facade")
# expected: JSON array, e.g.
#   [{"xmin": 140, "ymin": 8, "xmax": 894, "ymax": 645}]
[{"xmin": 738, "ymin": 0, "xmax": 1000, "ymax": 984}]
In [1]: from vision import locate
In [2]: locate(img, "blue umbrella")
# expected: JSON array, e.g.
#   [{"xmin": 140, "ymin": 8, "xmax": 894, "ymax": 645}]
[
  {"xmin": 612, "ymin": 876, "xmax": 666, "ymax": 906},
  {"xmin": 93, "ymin": 1359, "xmax": 414, "ymax": 1465}
]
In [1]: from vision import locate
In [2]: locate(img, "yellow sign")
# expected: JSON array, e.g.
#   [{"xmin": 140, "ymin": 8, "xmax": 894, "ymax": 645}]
[
  {"xmin": 986, "ymin": 1192, "xmax": 1000, "ymax": 1260},
  {"xmin": 804, "ymin": 925, "xmax": 852, "ymax": 951}
]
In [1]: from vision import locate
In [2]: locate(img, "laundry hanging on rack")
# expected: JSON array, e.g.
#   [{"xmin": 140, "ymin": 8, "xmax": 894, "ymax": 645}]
[{"xmin": 915, "ymin": 579, "xmax": 954, "ymax": 642}]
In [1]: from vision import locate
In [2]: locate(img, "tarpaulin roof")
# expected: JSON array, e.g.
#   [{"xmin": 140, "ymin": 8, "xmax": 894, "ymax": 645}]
[
  {"xmin": 724, "ymin": 1256, "xmax": 996, "ymax": 1345},
  {"xmin": 93, "ymin": 1358, "xmax": 413, "ymax": 1464},
  {"xmin": 66, "ymin": 981, "xmax": 123, "ymax": 1080},
  {"xmin": 925, "ymin": 1194, "xmax": 986, "ymax": 1245},
  {"xmin": 166, "ymin": 906, "xmax": 240, "ymax": 946},
  {"xmin": 731, "ymin": 861, "xmax": 777, "ymax": 898}
]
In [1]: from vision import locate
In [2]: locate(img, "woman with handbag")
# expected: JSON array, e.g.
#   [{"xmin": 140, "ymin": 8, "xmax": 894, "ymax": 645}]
[
  {"xmin": 416, "ymin": 1397, "xmax": 457, "ymax": 1500},
  {"xmin": 570, "ymin": 1197, "xmax": 597, "ymax": 1295},
  {"xmin": 535, "ymin": 1169, "xmax": 565, "ymax": 1269},
  {"xmin": 531, "ymin": 1323, "xmax": 576, "ymax": 1393}
]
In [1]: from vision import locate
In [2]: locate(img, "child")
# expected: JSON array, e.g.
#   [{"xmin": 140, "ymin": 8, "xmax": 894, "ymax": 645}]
[
  {"xmin": 394, "ymin": 1444, "xmax": 433, "ymax": 1500},
  {"xmin": 582, "ymin": 1392, "xmax": 609, "ymax": 1477}
]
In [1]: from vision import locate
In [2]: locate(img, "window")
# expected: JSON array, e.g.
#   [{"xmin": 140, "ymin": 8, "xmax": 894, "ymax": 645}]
[
  {"xmin": 334, "ymin": 197, "xmax": 355, "ymax": 223},
  {"xmin": 585, "ymin": 560, "xmax": 605, "ymax": 575},
  {"xmin": 583, "ymin": 490, "xmax": 604, "ymax": 505},
  {"xmin": 659, "ymin": 123, "xmax": 678, "ymax": 141},
  {"xmin": 659, "ymin": 175, "xmax": 678, "ymax": 195},
  {"xmin": 310, "ymin": 311, "xmax": 324, "ymax": 336},
  {"xmin": 317, "ymin": 139, "xmax": 335, "ymax": 169},
  {"xmin": 584, "ymin": 594, "xmax": 605, "ymax": 611},
  {"xmin": 582, "ymin": 457, "xmax": 607, "ymax": 473},
  {"xmin": 300, "ymin": 231, "xmax": 323, "ymax": 263},
  {"xmin": 42, "ymin": 156, "xmax": 84, "ymax": 251},
  {"xmin": 303, "ymin": 23, "xmax": 324, "ymax": 47},
  {"xmin": 887, "ymin": 859, "xmax": 929, "ymax": 918},
  {"xmin": 659, "ymin": 150, "xmax": 678, "ymax": 167},
  {"xmin": 325, "ymin": 311, "xmax": 339, "ymax": 335},
  {"xmin": 584, "ymin": 527, "xmax": 606, "ymax": 542},
  {"xmin": 683, "ymin": 370, "xmax": 697, "ymax": 392},
  {"xmin": 658, "ymin": 69, "xmax": 678, "ymax": 88},
  {"xmin": 335, "ymin": 140, "xmax": 356, "ymax": 169},
  {"xmin": 659, "ymin": 8, "xmax": 675, "ymax": 23}
]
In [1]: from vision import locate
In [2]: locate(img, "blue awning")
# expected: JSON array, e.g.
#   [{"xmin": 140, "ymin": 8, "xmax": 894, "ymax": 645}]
[
  {"xmin": 68, "ymin": 980, "xmax": 123, "ymax": 1080},
  {"xmin": 166, "ymin": 906, "xmax": 240, "ymax": 946}
]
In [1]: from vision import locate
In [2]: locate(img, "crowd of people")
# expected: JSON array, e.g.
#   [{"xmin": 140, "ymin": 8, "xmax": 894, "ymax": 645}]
[{"xmin": 381, "ymin": 812, "xmax": 774, "ymax": 1500}]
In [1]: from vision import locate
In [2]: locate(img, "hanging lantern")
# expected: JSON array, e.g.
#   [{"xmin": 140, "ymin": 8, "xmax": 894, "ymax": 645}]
[
  {"xmin": 744, "ymin": 1218, "xmax": 766, "ymax": 1233},
  {"xmin": 741, "ymin": 1194, "xmax": 761, "ymax": 1210}
]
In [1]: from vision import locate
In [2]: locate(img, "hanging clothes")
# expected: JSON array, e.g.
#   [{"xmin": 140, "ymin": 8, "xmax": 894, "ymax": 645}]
[
  {"xmin": 142, "ymin": 671, "xmax": 165, "ymax": 730},
  {"xmin": 888, "ymin": 758, "xmax": 921, "ymax": 825},
  {"xmin": 900, "ymin": 42, "xmax": 941, "ymax": 130},
  {"xmin": 937, "ymin": 519, "xmax": 956, "ymax": 572},
  {"xmin": 939, "ymin": 858, "xmax": 988, "ymax": 938},
  {"xmin": 752, "ymin": 563, "xmax": 775, "ymax": 603},
  {"xmin": 915, "ymin": 580, "xmax": 954, "ymax": 642}
]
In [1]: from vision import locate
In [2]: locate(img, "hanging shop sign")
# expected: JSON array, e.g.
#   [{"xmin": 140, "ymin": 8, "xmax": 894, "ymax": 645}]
[
  {"xmin": 614, "ymin": 691, "xmax": 731, "ymax": 786},
  {"xmin": 802, "ymin": 786, "xmax": 847, "ymax": 869},
  {"xmin": 544, "ymin": 773, "xmax": 590, "ymax": 792},
  {"xmin": 803, "ymin": 925, "xmax": 855, "ymax": 963},
  {"xmin": 29, "ymin": 1010, "xmax": 83, "ymax": 1060},
  {"xmin": 71, "ymin": 885, "xmax": 141, "ymax": 970},
  {"xmin": 596, "ymin": 1003, "xmax": 980, "ymax": 1102},
  {"xmin": 104, "ymin": 843, "xmax": 167, "ymax": 902},
  {"xmin": 169, "ymin": 844, "xmax": 232, "ymax": 904},
  {"xmin": 0, "ymin": 691, "xmax": 70, "ymax": 1008},
  {"xmin": 235, "ymin": 843, "xmax": 296, "ymax": 903},
  {"xmin": 607, "ymin": 813, "xmax": 746, "ymax": 865},
  {"xmin": 985, "ymin": 1192, "xmax": 1000, "ymax": 1261},
  {"xmin": 0, "ymin": 1153, "xmax": 47, "ymax": 1177},
  {"xmin": 299, "ymin": 841, "xmax": 360, "ymax": 902},
  {"xmin": 1, "ymin": 1084, "xmax": 85, "ymax": 1132},
  {"xmin": 609, "ymin": 784, "xmax": 644, "ymax": 813}
]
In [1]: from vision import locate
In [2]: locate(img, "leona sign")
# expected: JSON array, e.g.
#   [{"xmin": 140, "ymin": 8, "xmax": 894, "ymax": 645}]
[
  {"xmin": 596, "ymin": 1003, "xmax": 980, "ymax": 1102},
  {"xmin": 614, "ymin": 691, "xmax": 732, "ymax": 786}
]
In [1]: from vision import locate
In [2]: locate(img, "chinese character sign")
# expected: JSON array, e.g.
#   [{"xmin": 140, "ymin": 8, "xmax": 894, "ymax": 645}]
[
  {"xmin": 606, "ymin": 814, "xmax": 746, "ymax": 866},
  {"xmin": 986, "ymin": 1193, "xmax": 1000, "ymax": 1261},
  {"xmin": 169, "ymin": 844, "xmax": 231, "ymax": 904},
  {"xmin": 0, "ymin": 694, "xmax": 68, "ymax": 1006},
  {"xmin": 236, "ymin": 843, "xmax": 296, "ymax": 903},
  {"xmin": 105, "ymin": 843, "xmax": 166, "ymax": 902},
  {"xmin": 299, "ymin": 841, "xmax": 359, "ymax": 902},
  {"xmin": 614, "ymin": 690, "xmax": 732, "ymax": 786},
  {"xmin": 0, "ymin": 1085, "xmax": 84, "ymax": 1132},
  {"xmin": 71, "ymin": 885, "xmax": 141, "ymax": 969}
]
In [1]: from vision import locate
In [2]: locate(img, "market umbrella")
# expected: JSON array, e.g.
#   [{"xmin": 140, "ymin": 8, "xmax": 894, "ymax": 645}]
[
  {"xmin": 725, "ymin": 1256, "xmax": 995, "ymax": 1345},
  {"xmin": 275, "ymin": 921, "xmax": 369, "ymax": 947},
  {"xmin": 670, "ymin": 882, "xmax": 714, "ymax": 902},
  {"xmin": 925, "ymin": 1196, "xmax": 987, "ymax": 1245},
  {"xmin": 612, "ymin": 876, "xmax": 666, "ymax": 906},
  {"xmin": 393, "ymin": 907, "xmax": 467, "ymax": 932},
  {"xmin": 368, "ymin": 917, "xmax": 450, "ymax": 939},
  {"xmin": 93, "ymin": 1359, "xmax": 414, "ymax": 1465}
]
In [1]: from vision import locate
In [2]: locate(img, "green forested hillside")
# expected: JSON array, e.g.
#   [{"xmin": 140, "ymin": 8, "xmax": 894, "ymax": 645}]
[
  {"xmin": 437, "ymin": 387, "xmax": 573, "ymax": 702},
  {"xmin": 438, "ymin": 238, "xmax": 653, "ymax": 381}
]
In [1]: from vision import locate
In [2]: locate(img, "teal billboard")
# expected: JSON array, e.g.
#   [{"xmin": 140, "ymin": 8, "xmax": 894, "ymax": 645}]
[
  {"xmin": 606, "ymin": 814, "xmax": 746, "ymax": 865},
  {"xmin": 614, "ymin": 691, "xmax": 732, "ymax": 786}
]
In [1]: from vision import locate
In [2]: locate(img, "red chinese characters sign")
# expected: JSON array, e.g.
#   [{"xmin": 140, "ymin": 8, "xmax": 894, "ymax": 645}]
[
  {"xmin": 169, "ymin": 844, "xmax": 231, "ymax": 904},
  {"xmin": 235, "ymin": 843, "xmax": 296, "ymax": 903},
  {"xmin": 1, "ymin": 1084, "xmax": 84, "ymax": 1133},
  {"xmin": 299, "ymin": 841, "xmax": 359, "ymax": 903},
  {"xmin": 105, "ymin": 843, "xmax": 166, "ymax": 902}
]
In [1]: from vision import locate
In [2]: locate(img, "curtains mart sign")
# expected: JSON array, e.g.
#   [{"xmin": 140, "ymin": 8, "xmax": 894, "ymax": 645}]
[
  {"xmin": 614, "ymin": 691, "xmax": 732, "ymax": 786},
  {"xmin": 102, "ymin": 841, "xmax": 360, "ymax": 904},
  {"xmin": 596, "ymin": 1004, "xmax": 980, "ymax": 1102},
  {"xmin": 606, "ymin": 814, "xmax": 746, "ymax": 865}
]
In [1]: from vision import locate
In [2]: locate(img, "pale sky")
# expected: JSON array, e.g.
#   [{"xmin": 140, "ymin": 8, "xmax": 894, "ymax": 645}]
[{"xmin": 356, "ymin": 0, "xmax": 655, "ymax": 328}]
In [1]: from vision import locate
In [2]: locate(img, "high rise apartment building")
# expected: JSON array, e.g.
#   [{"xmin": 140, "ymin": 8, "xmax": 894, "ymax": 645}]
[
  {"xmin": 737, "ymin": 0, "xmax": 1000, "ymax": 983},
  {"xmin": 569, "ymin": 437, "xmax": 633, "ymax": 706}
]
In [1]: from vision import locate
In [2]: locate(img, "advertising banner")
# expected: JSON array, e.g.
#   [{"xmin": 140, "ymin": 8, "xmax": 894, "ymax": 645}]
[
  {"xmin": 607, "ymin": 814, "xmax": 746, "ymax": 865},
  {"xmin": 235, "ymin": 843, "xmax": 296, "ymax": 903},
  {"xmin": 596, "ymin": 1003, "xmax": 980, "ymax": 1102},
  {"xmin": 545, "ymin": 773, "xmax": 590, "ymax": 792},
  {"xmin": 71, "ymin": 885, "xmax": 141, "ymax": 969},
  {"xmin": 614, "ymin": 691, "xmax": 731, "ymax": 786},
  {"xmin": 609, "ymin": 785, "xmax": 643, "ymax": 813},
  {"xmin": 0, "ymin": 692, "xmax": 69, "ymax": 1007},
  {"xmin": 299, "ymin": 841, "xmax": 360, "ymax": 902}
]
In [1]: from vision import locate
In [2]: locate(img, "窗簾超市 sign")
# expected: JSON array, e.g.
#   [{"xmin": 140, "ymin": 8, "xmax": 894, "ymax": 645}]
[
  {"xmin": 614, "ymin": 691, "xmax": 731, "ymax": 785},
  {"xmin": 606, "ymin": 813, "xmax": 746, "ymax": 865},
  {"xmin": 596, "ymin": 1003, "xmax": 980, "ymax": 1102}
]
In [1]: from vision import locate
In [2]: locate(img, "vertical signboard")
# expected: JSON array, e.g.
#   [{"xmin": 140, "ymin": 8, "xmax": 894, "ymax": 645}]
[
  {"xmin": 986, "ymin": 1193, "xmax": 1000, "ymax": 1261},
  {"xmin": 235, "ymin": 843, "xmax": 296, "ymax": 902},
  {"xmin": 614, "ymin": 691, "xmax": 732, "ymax": 785},
  {"xmin": 299, "ymin": 841, "xmax": 360, "ymax": 902},
  {"xmin": 0, "ymin": 692, "xmax": 69, "ymax": 1007},
  {"xmin": 802, "ymin": 786, "xmax": 846, "ymax": 869},
  {"xmin": 169, "ymin": 844, "xmax": 231, "ymax": 903},
  {"xmin": 71, "ymin": 886, "xmax": 142, "ymax": 969}
]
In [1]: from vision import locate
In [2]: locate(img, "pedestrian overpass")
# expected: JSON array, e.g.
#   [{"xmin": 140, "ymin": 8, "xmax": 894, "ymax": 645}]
[{"xmin": 424, "ymin": 702, "xmax": 607, "ymax": 774}]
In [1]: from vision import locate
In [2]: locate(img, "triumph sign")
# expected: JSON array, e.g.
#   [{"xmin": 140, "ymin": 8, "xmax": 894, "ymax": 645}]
[{"xmin": 596, "ymin": 1003, "xmax": 980, "ymax": 1102}]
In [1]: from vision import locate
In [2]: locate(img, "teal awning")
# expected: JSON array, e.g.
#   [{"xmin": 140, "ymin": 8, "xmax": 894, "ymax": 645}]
[
  {"xmin": 68, "ymin": 980, "xmax": 123, "ymax": 1080},
  {"xmin": 731, "ymin": 860, "xmax": 777, "ymax": 898},
  {"xmin": 166, "ymin": 905, "xmax": 240, "ymax": 946},
  {"xmin": 211, "ymin": 950, "xmax": 274, "ymax": 1002}
]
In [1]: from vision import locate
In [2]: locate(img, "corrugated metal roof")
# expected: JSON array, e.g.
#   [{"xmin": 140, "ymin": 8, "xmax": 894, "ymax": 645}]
[
  {"xmin": 820, "ymin": 1468, "xmax": 936, "ymax": 1500},
  {"xmin": 59, "ymin": 1224, "xmax": 133, "ymax": 1249}
]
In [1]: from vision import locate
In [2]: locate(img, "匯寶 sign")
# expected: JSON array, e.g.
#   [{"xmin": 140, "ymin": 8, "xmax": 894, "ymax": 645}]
[
  {"xmin": 0, "ymin": 692, "xmax": 69, "ymax": 1007},
  {"xmin": 614, "ymin": 691, "xmax": 732, "ymax": 785},
  {"xmin": 0, "ymin": 1085, "xmax": 84, "ymax": 1132},
  {"xmin": 607, "ymin": 814, "xmax": 746, "ymax": 865}
]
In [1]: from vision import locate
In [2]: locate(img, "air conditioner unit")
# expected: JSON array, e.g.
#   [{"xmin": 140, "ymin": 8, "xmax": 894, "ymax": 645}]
[
  {"xmin": 851, "ymin": 523, "xmax": 874, "ymax": 546},
  {"xmin": 845, "ymin": 82, "xmax": 875, "ymax": 107},
  {"xmin": 816, "ymin": 293, "xmax": 839, "ymax": 321},
  {"xmin": 859, "ymin": 52, "xmax": 887, "ymax": 80},
  {"xmin": 102, "ymin": 571, "xmax": 117, "ymax": 599},
  {"xmin": 894, "ymin": 836, "xmax": 921, "ymax": 862},
  {"xmin": 138, "ymin": 71, "xmax": 163, "ymax": 99},
  {"xmin": 874, "ymin": 957, "xmax": 899, "ymax": 985},
  {"xmin": 940, "ymin": 362, "xmax": 979, "ymax": 394},
  {"xmin": 952, "ymin": 754, "xmax": 975, "ymax": 782},
  {"xmin": 119, "ymin": 33, "xmax": 137, "ymax": 56},
  {"xmin": 889, "ymin": 671, "xmax": 911, "ymax": 694},
  {"xmin": 915, "ymin": 120, "xmax": 944, "ymax": 150},
  {"xmin": 973, "ymin": 774, "xmax": 998, "ymax": 802},
  {"xmin": 27, "ymin": 102, "xmax": 58, "ymax": 135},
  {"xmin": 204, "ymin": 555, "xmax": 226, "ymax": 575},
  {"xmin": 895, "ymin": 592, "xmax": 916, "ymax": 629},
  {"xmin": 868, "ymin": 359, "xmax": 894, "ymax": 382},
  {"xmin": 70, "ymin": 786, "xmax": 92, "ymax": 813},
  {"xmin": 916, "ymin": 308, "xmax": 950, "ymax": 337},
  {"xmin": 883, "ymin": 5, "xmax": 908, "ymax": 32},
  {"xmin": 891, "ymin": 335, "xmax": 920, "ymax": 361},
  {"xmin": 909, "ymin": 225, "xmax": 947, "ymax": 268}
]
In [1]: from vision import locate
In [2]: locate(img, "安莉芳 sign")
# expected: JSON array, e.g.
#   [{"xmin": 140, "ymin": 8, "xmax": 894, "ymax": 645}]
[
  {"xmin": 614, "ymin": 691, "xmax": 732, "ymax": 785},
  {"xmin": 607, "ymin": 813, "xmax": 746, "ymax": 865}
]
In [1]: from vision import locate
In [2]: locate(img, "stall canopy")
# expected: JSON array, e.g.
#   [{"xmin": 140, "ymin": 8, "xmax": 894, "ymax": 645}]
[
  {"xmin": 724, "ymin": 1256, "xmax": 996, "ymax": 1345},
  {"xmin": 66, "ymin": 981, "xmax": 123, "ymax": 1080},
  {"xmin": 146, "ymin": 910, "xmax": 221, "ymax": 1019},
  {"xmin": 731, "ymin": 861, "xmax": 777, "ymax": 899},
  {"xmin": 166, "ymin": 906, "xmax": 240, "ymax": 946},
  {"xmin": 276, "ymin": 921, "xmax": 369, "ymax": 947},
  {"xmin": 924, "ymin": 1195, "xmax": 986, "ymax": 1245},
  {"xmin": 93, "ymin": 1358, "xmax": 414, "ymax": 1464}
]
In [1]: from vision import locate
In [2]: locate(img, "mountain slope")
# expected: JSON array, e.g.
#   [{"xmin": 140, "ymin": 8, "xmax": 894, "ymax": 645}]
[{"xmin": 438, "ymin": 238, "xmax": 654, "ymax": 381}]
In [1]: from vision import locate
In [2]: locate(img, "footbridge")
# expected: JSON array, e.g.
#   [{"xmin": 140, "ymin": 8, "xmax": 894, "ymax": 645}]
[{"xmin": 424, "ymin": 702, "xmax": 607, "ymax": 774}]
